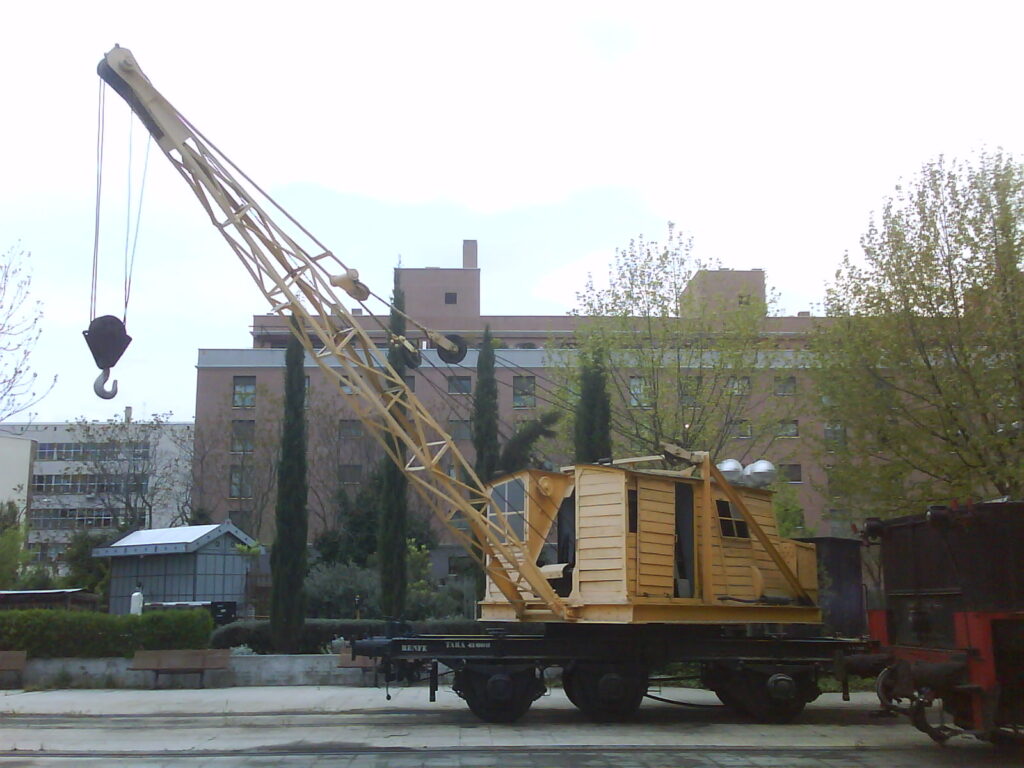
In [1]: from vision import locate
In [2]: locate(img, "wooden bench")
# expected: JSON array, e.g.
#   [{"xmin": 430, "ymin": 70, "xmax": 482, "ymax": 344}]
[
  {"xmin": 0, "ymin": 651, "xmax": 27, "ymax": 688},
  {"xmin": 129, "ymin": 649, "xmax": 231, "ymax": 689}
]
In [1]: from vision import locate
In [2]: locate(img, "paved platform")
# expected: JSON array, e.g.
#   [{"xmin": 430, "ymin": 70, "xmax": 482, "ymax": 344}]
[
  {"xmin": 1, "ymin": 686, "xmax": 1016, "ymax": 766},
  {"xmin": 0, "ymin": 684, "xmax": 878, "ymax": 717}
]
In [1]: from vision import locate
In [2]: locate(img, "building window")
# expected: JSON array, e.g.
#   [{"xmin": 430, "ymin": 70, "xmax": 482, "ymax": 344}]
[
  {"xmin": 339, "ymin": 464, "xmax": 362, "ymax": 486},
  {"xmin": 230, "ymin": 420, "xmax": 255, "ymax": 454},
  {"xmin": 339, "ymin": 420, "xmax": 363, "ymax": 438},
  {"xmin": 778, "ymin": 419, "xmax": 800, "ymax": 438},
  {"xmin": 774, "ymin": 376, "xmax": 796, "ymax": 396},
  {"xmin": 29, "ymin": 507, "xmax": 116, "ymax": 530},
  {"xmin": 229, "ymin": 466, "xmax": 253, "ymax": 499},
  {"xmin": 716, "ymin": 499, "xmax": 750, "ymax": 538},
  {"xmin": 730, "ymin": 419, "xmax": 752, "ymax": 439},
  {"xmin": 448, "ymin": 376, "xmax": 472, "ymax": 395},
  {"xmin": 824, "ymin": 420, "xmax": 846, "ymax": 450},
  {"xmin": 34, "ymin": 441, "xmax": 147, "ymax": 462},
  {"xmin": 444, "ymin": 292, "xmax": 458, "ymax": 305},
  {"xmin": 738, "ymin": 294, "xmax": 751, "ymax": 306},
  {"xmin": 679, "ymin": 375, "xmax": 702, "ymax": 406},
  {"xmin": 726, "ymin": 376, "xmax": 751, "ymax": 396},
  {"xmin": 779, "ymin": 463, "xmax": 802, "ymax": 483},
  {"xmin": 628, "ymin": 376, "xmax": 650, "ymax": 408},
  {"xmin": 403, "ymin": 375, "xmax": 416, "ymax": 393},
  {"xmin": 512, "ymin": 375, "xmax": 536, "ymax": 408},
  {"xmin": 31, "ymin": 474, "xmax": 147, "ymax": 495},
  {"xmin": 449, "ymin": 419, "xmax": 472, "ymax": 440},
  {"xmin": 232, "ymin": 376, "xmax": 256, "ymax": 408}
]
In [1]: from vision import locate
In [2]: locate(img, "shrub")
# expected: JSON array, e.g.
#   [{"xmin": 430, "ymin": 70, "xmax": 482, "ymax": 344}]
[{"xmin": 0, "ymin": 609, "xmax": 213, "ymax": 658}]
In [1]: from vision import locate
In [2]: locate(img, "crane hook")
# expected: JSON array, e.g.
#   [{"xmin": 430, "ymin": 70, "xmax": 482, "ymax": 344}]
[{"xmin": 94, "ymin": 368, "xmax": 118, "ymax": 399}]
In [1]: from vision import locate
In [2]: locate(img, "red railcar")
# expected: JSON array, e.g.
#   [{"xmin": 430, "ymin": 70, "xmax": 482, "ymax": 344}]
[{"xmin": 851, "ymin": 501, "xmax": 1024, "ymax": 744}]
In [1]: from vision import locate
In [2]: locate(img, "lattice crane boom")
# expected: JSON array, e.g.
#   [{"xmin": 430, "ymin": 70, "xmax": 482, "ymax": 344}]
[{"xmin": 96, "ymin": 46, "xmax": 566, "ymax": 620}]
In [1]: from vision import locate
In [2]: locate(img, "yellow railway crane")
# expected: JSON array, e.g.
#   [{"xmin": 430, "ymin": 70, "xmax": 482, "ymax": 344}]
[{"xmin": 94, "ymin": 47, "xmax": 866, "ymax": 724}]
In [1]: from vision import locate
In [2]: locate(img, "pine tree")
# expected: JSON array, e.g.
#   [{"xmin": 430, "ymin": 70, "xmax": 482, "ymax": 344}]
[
  {"xmin": 574, "ymin": 349, "xmax": 612, "ymax": 463},
  {"xmin": 270, "ymin": 321, "xmax": 308, "ymax": 652},
  {"xmin": 378, "ymin": 282, "xmax": 409, "ymax": 618},
  {"xmin": 472, "ymin": 325, "xmax": 500, "ymax": 481}
]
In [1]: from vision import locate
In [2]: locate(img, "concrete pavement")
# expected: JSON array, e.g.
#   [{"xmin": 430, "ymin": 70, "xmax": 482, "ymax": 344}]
[{"xmin": 0, "ymin": 685, "xmax": 939, "ymax": 750}]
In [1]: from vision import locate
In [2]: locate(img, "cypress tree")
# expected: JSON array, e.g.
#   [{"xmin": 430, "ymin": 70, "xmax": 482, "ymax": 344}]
[
  {"xmin": 575, "ymin": 349, "xmax": 612, "ymax": 463},
  {"xmin": 378, "ymin": 281, "xmax": 408, "ymax": 618},
  {"xmin": 270, "ymin": 320, "xmax": 308, "ymax": 652},
  {"xmin": 472, "ymin": 325, "xmax": 500, "ymax": 481},
  {"xmin": 498, "ymin": 411, "xmax": 561, "ymax": 475}
]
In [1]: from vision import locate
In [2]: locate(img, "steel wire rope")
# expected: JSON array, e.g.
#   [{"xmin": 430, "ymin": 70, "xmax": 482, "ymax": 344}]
[
  {"xmin": 414, "ymin": 344, "xmax": 666, "ymax": 578},
  {"xmin": 162, "ymin": 91, "xmax": 645, "ymax": 452},
  {"xmin": 121, "ymin": 129, "xmax": 151, "ymax": 324},
  {"xmin": 342, "ymin": 347, "xmax": 553, "ymax": 570},
  {"xmin": 89, "ymin": 80, "xmax": 106, "ymax": 322},
  {"xmin": 177, "ymin": 112, "xmax": 445, "ymax": 346},
  {"xmin": 408, "ymin": 351, "xmax": 564, "ymax": 566},
  {"xmin": 451, "ymin": 347, "xmax": 646, "ymax": 453}
]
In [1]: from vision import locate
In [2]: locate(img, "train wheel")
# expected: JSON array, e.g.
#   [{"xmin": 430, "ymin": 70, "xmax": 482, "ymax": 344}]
[
  {"xmin": 740, "ymin": 671, "xmax": 809, "ymax": 724},
  {"xmin": 564, "ymin": 662, "xmax": 648, "ymax": 722},
  {"xmin": 454, "ymin": 665, "xmax": 544, "ymax": 724},
  {"xmin": 561, "ymin": 668, "xmax": 583, "ymax": 708},
  {"xmin": 704, "ymin": 665, "xmax": 809, "ymax": 724}
]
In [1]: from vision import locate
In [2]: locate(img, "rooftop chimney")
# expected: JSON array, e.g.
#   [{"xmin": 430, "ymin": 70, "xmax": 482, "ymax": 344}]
[{"xmin": 463, "ymin": 240, "xmax": 478, "ymax": 269}]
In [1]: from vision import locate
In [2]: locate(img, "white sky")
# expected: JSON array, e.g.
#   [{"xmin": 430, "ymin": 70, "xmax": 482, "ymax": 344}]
[{"xmin": 2, "ymin": 1, "xmax": 1021, "ymax": 423}]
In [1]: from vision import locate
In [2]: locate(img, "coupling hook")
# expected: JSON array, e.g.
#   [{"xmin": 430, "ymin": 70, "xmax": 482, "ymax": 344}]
[{"xmin": 94, "ymin": 368, "xmax": 118, "ymax": 400}]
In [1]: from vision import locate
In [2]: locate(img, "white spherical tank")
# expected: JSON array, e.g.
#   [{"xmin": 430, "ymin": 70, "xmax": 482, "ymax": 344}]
[
  {"xmin": 716, "ymin": 458, "xmax": 743, "ymax": 484},
  {"xmin": 742, "ymin": 460, "xmax": 777, "ymax": 488}
]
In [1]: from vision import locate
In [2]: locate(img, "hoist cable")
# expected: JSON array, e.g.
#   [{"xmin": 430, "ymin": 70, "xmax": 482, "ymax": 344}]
[
  {"xmin": 90, "ymin": 80, "xmax": 106, "ymax": 322},
  {"xmin": 123, "ymin": 133, "xmax": 151, "ymax": 323},
  {"xmin": 123, "ymin": 115, "xmax": 133, "ymax": 322}
]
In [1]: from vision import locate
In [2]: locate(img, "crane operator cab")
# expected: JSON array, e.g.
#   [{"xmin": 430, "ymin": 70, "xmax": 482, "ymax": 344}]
[{"xmin": 478, "ymin": 457, "xmax": 820, "ymax": 626}]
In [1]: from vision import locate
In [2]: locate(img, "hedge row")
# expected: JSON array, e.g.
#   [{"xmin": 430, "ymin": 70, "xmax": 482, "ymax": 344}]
[
  {"xmin": 210, "ymin": 618, "xmax": 483, "ymax": 654},
  {"xmin": 0, "ymin": 609, "xmax": 214, "ymax": 658}
]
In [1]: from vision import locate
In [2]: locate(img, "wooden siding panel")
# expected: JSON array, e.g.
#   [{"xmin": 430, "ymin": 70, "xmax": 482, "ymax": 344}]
[
  {"xmin": 575, "ymin": 468, "xmax": 626, "ymax": 601},
  {"xmin": 637, "ymin": 476, "xmax": 677, "ymax": 597}
]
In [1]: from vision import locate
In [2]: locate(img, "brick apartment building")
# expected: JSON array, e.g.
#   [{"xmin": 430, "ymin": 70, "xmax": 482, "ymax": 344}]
[{"xmin": 193, "ymin": 241, "xmax": 841, "ymax": 561}]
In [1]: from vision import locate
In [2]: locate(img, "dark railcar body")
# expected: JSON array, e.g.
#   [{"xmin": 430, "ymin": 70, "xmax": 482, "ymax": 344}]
[{"xmin": 862, "ymin": 501, "xmax": 1024, "ymax": 744}]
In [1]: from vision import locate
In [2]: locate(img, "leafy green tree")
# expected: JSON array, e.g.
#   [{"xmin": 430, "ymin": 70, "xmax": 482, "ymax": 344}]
[
  {"xmin": 59, "ymin": 531, "xmax": 111, "ymax": 596},
  {"xmin": 270, "ymin": 323, "xmax": 309, "ymax": 652},
  {"xmin": 0, "ymin": 501, "xmax": 26, "ymax": 589},
  {"xmin": 16, "ymin": 565, "xmax": 55, "ymax": 590},
  {"xmin": 571, "ymin": 223, "xmax": 774, "ymax": 460},
  {"xmin": 771, "ymin": 480, "xmax": 811, "ymax": 538},
  {"xmin": 378, "ymin": 283, "xmax": 409, "ymax": 618},
  {"xmin": 812, "ymin": 151, "xmax": 1024, "ymax": 521},
  {"xmin": 499, "ymin": 411, "xmax": 562, "ymax": 474},
  {"xmin": 574, "ymin": 348, "xmax": 612, "ymax": 463},
  {"xmin": 315, "ymin": 474, "xmax": 382, "ymax": 567},
  {"xmin": 472, "ymin": 325, "xmax": 500, "ymax": 481}
]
